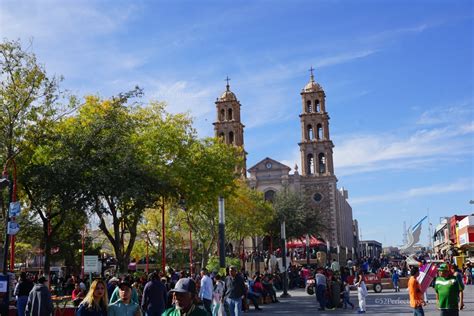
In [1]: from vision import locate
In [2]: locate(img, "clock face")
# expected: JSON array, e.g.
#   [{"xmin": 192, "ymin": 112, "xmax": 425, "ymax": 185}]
[{"xmin": 265, "ymin": 162, "xmax": 272, "ymax": 169}]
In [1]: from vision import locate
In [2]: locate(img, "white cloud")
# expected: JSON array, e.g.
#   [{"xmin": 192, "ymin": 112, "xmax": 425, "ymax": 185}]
[
  {"xmin": 350, "ymin": 178, "xmax": 472, "ymax": 205},
  {"xmin": 333, "ymin": 124, "xmax": 473, "ymax": 176},
  {"xmin": 417, "ymin": 102, "xmax": 473, "ymax": 125}
]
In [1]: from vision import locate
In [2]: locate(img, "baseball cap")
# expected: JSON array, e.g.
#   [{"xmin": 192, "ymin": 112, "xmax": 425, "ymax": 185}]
[
  {"xmin": 438, "ymin": 263, "xmax": 448, "ymax": 271},
  {"xmin": 171, "ymin": 278, "xmax": 196, "ymax": 294}
]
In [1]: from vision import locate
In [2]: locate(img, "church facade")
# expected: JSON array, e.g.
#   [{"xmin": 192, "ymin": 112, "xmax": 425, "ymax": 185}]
[{"xmin": 213, "ymin": 71, "xmax": 356, "ymax": 253}]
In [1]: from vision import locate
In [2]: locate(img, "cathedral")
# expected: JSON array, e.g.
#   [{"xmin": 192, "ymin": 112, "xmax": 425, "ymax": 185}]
[{"xmin": 213, "ymin": 70, "xmax": 357, "ymax": 254}]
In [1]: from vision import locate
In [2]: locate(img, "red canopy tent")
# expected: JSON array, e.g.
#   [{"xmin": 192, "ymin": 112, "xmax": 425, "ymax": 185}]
[{"xmin": 287, "ymin": 236, "xmax": 326, "ymax": 249}]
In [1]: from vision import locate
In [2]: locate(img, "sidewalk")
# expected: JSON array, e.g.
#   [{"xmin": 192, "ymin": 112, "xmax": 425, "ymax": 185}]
[{"xmin": 246, "ymin": 285, "xmax": 474, "ymax": 315}]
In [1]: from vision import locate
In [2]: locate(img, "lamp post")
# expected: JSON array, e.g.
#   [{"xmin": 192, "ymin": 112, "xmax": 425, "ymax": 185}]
[
  {"xmin": 218, "ymin": 196, "xmax": 225, "ymax": 268},
  {"xmin": 161, "ymin": 200, "xmax": 166, "ymax": 274},
  {"xmin": 81, "ymin": 227, "xmax": 86, "ymax": 280},
  {"xmin": 2, "ymin": 158, "xmax": 18, "ymax": 273},
  {"xmin": 178, "ymin": 198, "xmax": 193, "ymax": 275},
  {"xmin": 280, "ymin": 219, "xmax": 290, "ymax": 298}
]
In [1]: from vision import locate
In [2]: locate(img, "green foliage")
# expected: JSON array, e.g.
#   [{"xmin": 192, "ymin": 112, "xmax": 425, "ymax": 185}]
[
  {"xmin": 206, "ymin": 255, "xmax": 240, "ymax": 275},
  {"xmin": 269, "ymin": 186, "xmax": 329, "ymax": 241},
  {"xmin": 226, "ymin": 179, "xmax": 275, "ymax": 250}
]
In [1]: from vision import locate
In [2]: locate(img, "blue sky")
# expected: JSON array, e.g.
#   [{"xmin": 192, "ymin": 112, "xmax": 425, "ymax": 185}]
[{"xmin": 1, "ymin": 0, "xmax": 473, "ymax": 247}]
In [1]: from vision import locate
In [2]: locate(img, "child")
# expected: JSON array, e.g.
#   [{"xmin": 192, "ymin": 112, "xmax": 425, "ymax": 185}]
[{"xmin": 341, "ymin": 281, "xmax": 354, "ymax": 309}]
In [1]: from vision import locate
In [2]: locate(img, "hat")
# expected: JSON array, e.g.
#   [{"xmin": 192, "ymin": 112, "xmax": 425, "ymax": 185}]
[
  {"xmin": 438, "ymin": 263, "xmax": 449, "ymax": 271},
  {"xmin": 171, "ymin": 278, "xmax": 196, "ymax": 294}
]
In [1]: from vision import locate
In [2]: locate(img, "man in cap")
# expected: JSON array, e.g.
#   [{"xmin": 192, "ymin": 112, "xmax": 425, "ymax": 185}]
[
  {"xmin": 162, "ymin": 278, "xmax": 209, "ymax": 315},
  {"xmin": 434, "ymin": 263, "xmax": 464, "ymax": 316},
  {"xmin": 108, "ymin": 280, "xmax": 142, "ymax": 316}
]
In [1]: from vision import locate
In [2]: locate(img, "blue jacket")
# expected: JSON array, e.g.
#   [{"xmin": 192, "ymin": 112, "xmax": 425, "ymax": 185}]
[
  {"xmin": 76, "ymin": 303, "xmax": 107, "ymax": 316},
  {"xmin": 141, "ymin": 280, "xmax": 167, "ymax": 315}
]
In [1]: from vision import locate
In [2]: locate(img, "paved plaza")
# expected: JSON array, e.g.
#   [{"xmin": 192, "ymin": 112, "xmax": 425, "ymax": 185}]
[{"xmin": 245, "ymin": 285, "xmax": 473, "ymax": 315}]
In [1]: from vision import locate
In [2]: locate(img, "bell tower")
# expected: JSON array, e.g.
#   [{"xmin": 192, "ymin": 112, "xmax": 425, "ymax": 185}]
[
  {"xmin": 298, "ymin": 68, "xmax": 335, "ymax": 177},
  {"xmin": 213, "ymin": 77, "xmax": 247, "ymax": 175}
]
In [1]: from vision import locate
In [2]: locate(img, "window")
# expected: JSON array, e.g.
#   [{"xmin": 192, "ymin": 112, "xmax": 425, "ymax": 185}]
[
  {"xmin": 315, "ymin": 100, "xmax": 320, "ymax": 112},
  {"xmin": 218, "ymin": 132, "xmax": 225, "ymax": 140},
  {"xmin": 318, "ymin": 153, "xmax": 326, "ymax": 174},
  {"xmin": 316, "ymin": 124, "xmax": 323, "ymax": 139},
  {"xmin": 306, "ymin": 100, "xmax": 312, "ymax": 113},
  {"xmin": 264, "ymin": 190, "xmax": 276, "ymax": 203},
  {"xmin": 307, "ymin": 154, "xmax": 314, "ymax": 175},
  {"xmin": 313, "ymin": 193, "xmax": 323, "ymax": 202},
  {"xmin": 229, "ymin": 131, "xmax": 234, "ymax": 144},
  {"xmin": 307, "ymin": 125, "xmax": 313, "ymax": 140},
  {"xmin": 220, "ymin": 109, "xmax": 225, "ymax": 121},
  {"xmin": 228, "ymin": 108, "xmax": 233, "ymax": 120}
]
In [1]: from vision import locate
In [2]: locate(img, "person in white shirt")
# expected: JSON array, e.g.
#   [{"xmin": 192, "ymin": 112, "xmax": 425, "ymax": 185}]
[{"xmin": 199, "ymin": 268, "xmax": 213, "ymax": 314}]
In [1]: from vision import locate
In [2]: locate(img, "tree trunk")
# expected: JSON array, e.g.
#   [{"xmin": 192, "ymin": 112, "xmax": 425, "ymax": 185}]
[{"xmin": 43, "ymin": 224, "xmax": 51, "ymax": 275}]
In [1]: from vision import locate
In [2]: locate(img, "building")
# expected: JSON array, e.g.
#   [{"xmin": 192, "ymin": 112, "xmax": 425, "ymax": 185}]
[
  {"xmin": 433, "ymin": 217, "xmax": 450, "ymax": 258},
  {"xmin": 457, "ymin": 215, "xmax": 474, "ymax": 261},
  {"xmin": 213, "ymin": 70, "xmax": 356, "ymax": 253},
  {"xmin": 359, "ymin": 240, "xmax": 382, "ymax": 258}
]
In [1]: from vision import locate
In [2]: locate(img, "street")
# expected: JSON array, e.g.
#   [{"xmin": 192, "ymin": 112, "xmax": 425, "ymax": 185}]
[{"xmin": 246, "ymin": 285, "xmax": 473, "ymax": 315}]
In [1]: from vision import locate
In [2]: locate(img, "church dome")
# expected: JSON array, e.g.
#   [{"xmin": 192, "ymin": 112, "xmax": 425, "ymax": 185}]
[
  {"xmin": 303, "ymin": 68, "xmax": 323, "ymax": 92},
  {"xmin": 219, "ymin": 89, "xmax": 237, "ymax": 101},
  {"xmin": 303, "ymin": 80, "xmax": 323, "ymax": 92}
]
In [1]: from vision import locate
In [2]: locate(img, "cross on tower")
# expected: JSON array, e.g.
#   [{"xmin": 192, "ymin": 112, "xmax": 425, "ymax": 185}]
[
  {"xmin": 225, "ymin": 76, "xmax": 231, "ymax": 91},
  {"xmin": 308, "ymin": 66, "xmax": 315, "ymax": 81}
]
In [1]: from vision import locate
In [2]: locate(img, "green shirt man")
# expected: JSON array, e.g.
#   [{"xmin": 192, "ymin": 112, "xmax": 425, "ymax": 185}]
[
  {"xmin": 434, "ymin": 263, "xmax": 464, "ymax": 316},
  {"xmin": 162, "ymin": 278, "xmax": 210, "ymax": 316}
]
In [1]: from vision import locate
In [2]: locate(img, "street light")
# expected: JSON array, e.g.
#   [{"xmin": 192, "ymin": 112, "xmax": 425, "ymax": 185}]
[
  {"xmin": 161, "ymin": 200, "xmax": 166, "ymax": 274},
  {"xmin": 142, "ymin": 231, "xmax": 150, "ymax": 274},
  {"xmin": 218, "ymin": 196, "xmax": 225, "ymax": 268},
  {"xmin": 280, "ymin": 219, "xmax": 290, "ymax": 298}
]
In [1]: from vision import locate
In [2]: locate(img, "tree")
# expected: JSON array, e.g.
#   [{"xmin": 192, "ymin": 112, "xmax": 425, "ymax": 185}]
[
  {"xmin": 0, "ymin": 39, "xmax": 69, "ymax": 162},
  {"xmin": 0, "ymin": 40, "xmax": 75, "ymax": 274},
  {"xmin": 269, "ymin": 186, "xmax": 329, "ymax": 242},
  {"xmin": 226, "ymin": 180, "xmax": 274, "ymax": 255},
  {"xmin": 56, "ymin": 91, "xmax": 176, "ymax": 272},
  {"xmin": 172, "ymin": 138, "xmax": 242, "ymax": 268}
]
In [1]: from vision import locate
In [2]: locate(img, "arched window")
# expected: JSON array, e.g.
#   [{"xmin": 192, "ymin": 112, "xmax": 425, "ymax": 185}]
[
  {"xmin": 228, "ymin": 108, "xmax": 233, "ymax": 120},
  {"xmin": 218, "ymin": 132, "xmax": 225, "ymax": 140},
  {"xmin": 306, "ymin": 100, "xmax": 312, "ymax": 113},
  {"xmin": 307, "ymin": 154, "xmax": 314, "ymax": 175},
  {"xmin": 315, "ymin": 100, "xmax": 320, "ymax": 112},
  {"xmin": 220, "ymin": 109, "xmax": 225, "ymax": 121},
  {"xmin": 229, "ymin": 131, "xmax": 234, "ymax": 144},
  {"xmin": 306, "ymin": 124, "xmax": 314, "ymax": 140},
  {"xmin": 264, "ymin": 190, "xmax": 276, "ymax": 203},
  {"xmin": 316, "ymin": 124, "xmax": 323, "ymax": 140},
  {"xmin": 318, "ymin": 153, "xmax": 326, "ymax": 174}
]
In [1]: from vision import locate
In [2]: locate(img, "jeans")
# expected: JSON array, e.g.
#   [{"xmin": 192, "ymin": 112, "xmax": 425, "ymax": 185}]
[
  {"xmin": 316, "ymin": 284, "xmax": 326, "ymax": 310},
  {"xmin": 225, "ymin": 297, "xmax": 242, "ymax": 316},
  {"xmin": 17, "ymin": 296, "xmax": 28, "ymax": 316},
  {"xmin": 202, "ymin": 298, "xmax": 212, "ymax": 314},
  {"xmin": 440, "ymin": 309, "xmax": 459, "ymax": 316},
  {"xmin": 413, "ymin": 306, "xmax": 424, "ymax": 316}
]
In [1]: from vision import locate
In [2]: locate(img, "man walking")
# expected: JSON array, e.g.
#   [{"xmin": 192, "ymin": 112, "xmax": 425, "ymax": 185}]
[
  {"xmin": 141, "ymin": 272, "xmax": 168, "ymax": 316},
  {"xmin": 199, "ymin": 268, "xmax": 213, "ymax": 314},
  {"xmin": 25, "ymin": 276, "xmax": 54, "ymax": 316},
  {"xmin": 408, "ymin": 266, "xmax": 425, "ymax": 316},
  {"xmin": 435, "ymin": 263, "xmax": 464, "ymax": 316},
  {"xmin": 224, "ymin": 266, "xmax": 246, "ymax": 316},
  {"xmin": 314, "ymin": 268, "xmax": 327, "ymax": 311}
]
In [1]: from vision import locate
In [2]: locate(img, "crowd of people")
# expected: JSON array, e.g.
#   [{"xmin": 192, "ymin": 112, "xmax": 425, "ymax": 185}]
[{"xmin": 10, "ymin": 252, "xmax": 473, "ymax": 316}]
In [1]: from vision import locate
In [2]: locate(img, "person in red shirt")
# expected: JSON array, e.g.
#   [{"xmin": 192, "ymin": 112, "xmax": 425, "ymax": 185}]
[{"xmin": 72, "ymin": 282, "xmax": 86, "ymax": 306}]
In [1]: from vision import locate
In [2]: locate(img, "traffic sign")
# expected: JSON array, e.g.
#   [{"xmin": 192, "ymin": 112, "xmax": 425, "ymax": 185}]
[{"xmin": 9, "ymin": 202, "xmax": 20, "ymax": 217}]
